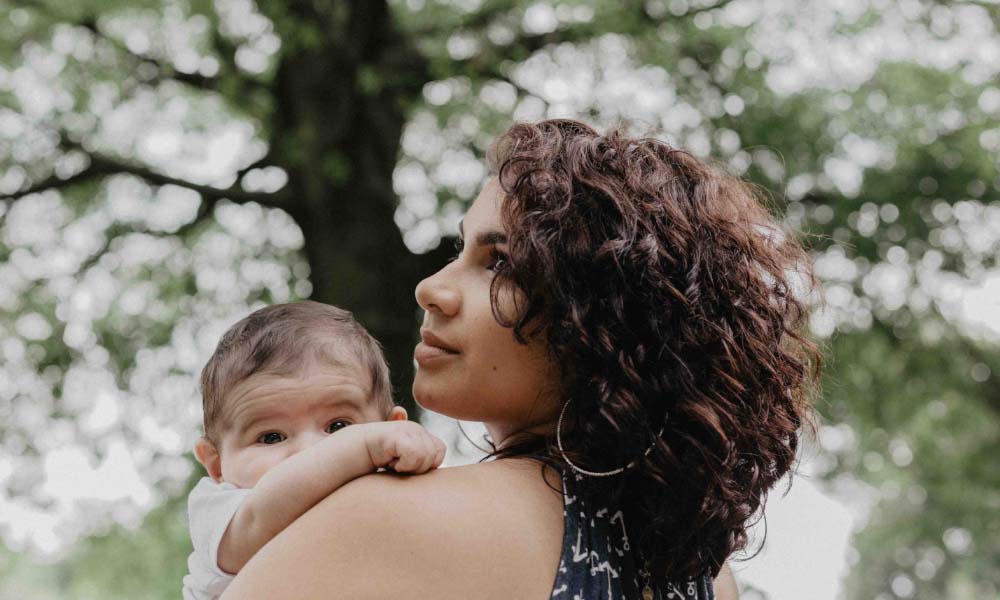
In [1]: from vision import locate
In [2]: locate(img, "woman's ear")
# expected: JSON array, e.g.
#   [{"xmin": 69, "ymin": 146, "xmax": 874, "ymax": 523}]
[
  {"xmin": 387, "ymin": 406, "xmax": 409, "ymax": 422},
  {"xmin": 194, "ymin": 437, "xmax": 224, "ymax": 482}
]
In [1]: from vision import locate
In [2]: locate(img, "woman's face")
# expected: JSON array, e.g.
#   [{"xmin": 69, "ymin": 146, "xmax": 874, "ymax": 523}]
[{"xmin": 413, "ymin": 180, "xmax": 560, "ymax": 443}]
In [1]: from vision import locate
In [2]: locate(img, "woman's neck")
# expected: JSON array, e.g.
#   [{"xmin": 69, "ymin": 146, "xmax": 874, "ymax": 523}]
[{"xmin": 485, "ymin": 420, "xmax": 556, "ymax": 453}]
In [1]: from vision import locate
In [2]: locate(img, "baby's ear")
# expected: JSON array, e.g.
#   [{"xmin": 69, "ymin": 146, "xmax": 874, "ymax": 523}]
[
  {"xmin": 387, "ymin": 406, "xmax": 408, "ymax": 422},
  {"xmin": 194, "ymin": 437, "xmax": 224, "ymax": 482}
]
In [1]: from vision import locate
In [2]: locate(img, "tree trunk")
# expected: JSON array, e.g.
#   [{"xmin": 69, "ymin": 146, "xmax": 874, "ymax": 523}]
[{"xmin": 263, "ymin": 0, "xmax": 450, "ymax": 413}]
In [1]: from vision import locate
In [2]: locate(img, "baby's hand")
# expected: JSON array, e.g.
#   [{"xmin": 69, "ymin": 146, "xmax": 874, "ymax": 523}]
[{"xmin": 361, "ymin": 421, "xmax": 446, "ymax": 473}]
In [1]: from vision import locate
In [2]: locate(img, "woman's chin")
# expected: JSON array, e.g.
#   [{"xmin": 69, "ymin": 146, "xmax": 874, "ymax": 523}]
[
  {"xmin": 412, "ymin": 377, "xmax": 481, "ymax": 421},
  {"xmin": 412, "ymin": 375, "xmax": 447, "ymax": 413}
]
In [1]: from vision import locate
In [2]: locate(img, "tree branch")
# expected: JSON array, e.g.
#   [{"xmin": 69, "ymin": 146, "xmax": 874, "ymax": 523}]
[
  {"xmin": 3, "ymin": 142, "xmax": 288, "ymax": 210},
  {"xmin": 438, "ymin": 0, "xmax": 741, "ymax": 80},
  {"xmin": 234, "ymin": 150, "xmax": 277, "ymax": 183},
  {"xmin": 0, "ymin": 161, "xmax": 116, "ymax": 202},
  {"xmin": 517, "ymin": 0, "xmax": 741, "ymax": 54},
  {"xmin": 642, "ymin": 0, "xmax": 742, "ymax": 23},
  {"xmin": 16, "ymin": 0, "xmax": 231, "ymax": 93},
  {"xmin": 11, "ymin": 0, "xmax": 219, "ymax": 91},
  {"xmin": 83, "ymin": 151, "xmax": 287, "ymax": 207},
  {"xmin": 950, "ymin": 0, "xmax": 1000, "ymax": 13},
  {"xmin": 409, "ymin": 0, "xmax": 516, "ymax": 38},
  {"xmin": 74, "ymin": 198, "xmax": 227, "ymax": 273},
  {"xmin": 76, "ymin": 19, "xmax": 222, "ymax": 92}
]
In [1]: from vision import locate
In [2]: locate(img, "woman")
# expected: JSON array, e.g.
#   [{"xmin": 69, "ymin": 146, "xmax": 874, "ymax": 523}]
[{"xmin": 222, "ymin": 120, "xmax": 820, "ymax": 599}]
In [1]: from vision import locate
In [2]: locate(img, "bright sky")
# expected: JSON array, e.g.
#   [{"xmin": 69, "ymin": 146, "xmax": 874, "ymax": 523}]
[{"xmin": 732, "ymin": 453, "xmax": 861, "ymax": 600}]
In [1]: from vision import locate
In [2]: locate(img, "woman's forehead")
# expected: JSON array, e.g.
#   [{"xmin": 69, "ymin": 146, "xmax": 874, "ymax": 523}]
[{"xmin": 461, "ymin": 179, "xmax": 504, "ymax": 236}]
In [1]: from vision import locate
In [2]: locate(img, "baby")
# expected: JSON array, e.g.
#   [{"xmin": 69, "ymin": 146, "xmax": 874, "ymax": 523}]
[{"xmin": 182, "ymin": 301, "xmax": 446, "ymax": 600}]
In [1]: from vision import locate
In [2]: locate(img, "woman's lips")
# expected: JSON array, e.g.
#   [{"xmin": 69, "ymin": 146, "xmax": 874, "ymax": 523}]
[{"xmin": 414, "ymin": 341, "xmax": 459, "ymax": 365}]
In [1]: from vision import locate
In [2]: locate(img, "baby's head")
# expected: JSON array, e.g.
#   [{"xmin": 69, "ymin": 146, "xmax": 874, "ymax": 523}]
[{"xmin": 193, "ymin": 301, "xmax": 405, "ymax": 488}]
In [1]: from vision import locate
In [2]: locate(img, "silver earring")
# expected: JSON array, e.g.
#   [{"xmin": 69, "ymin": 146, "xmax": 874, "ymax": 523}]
[{"xmin": 555, "ymin": 398, "xmax": 666, "ymax": 477}]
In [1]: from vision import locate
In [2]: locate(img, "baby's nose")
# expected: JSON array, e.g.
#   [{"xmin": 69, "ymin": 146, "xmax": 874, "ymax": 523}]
[{"xmin": 291, "ymin": 430, "xmax": 327, "ymax": 454}]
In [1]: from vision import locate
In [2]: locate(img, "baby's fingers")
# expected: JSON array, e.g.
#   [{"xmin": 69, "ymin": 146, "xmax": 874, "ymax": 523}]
[
  {"xmin": 394, "ymin": 432, "xmax": 443, "ymax": 473},
  {"xmin": 410, "ymin": 433, "xmax": 440, "ymax": 471},
  {"xmin": 431, "ymin": 436, "xmax": 446, "ymax": 468},
  {"xmin": 421, "ymin": 433, "xmax": 446, "ymax": 471},
  {"xmin": 391, "ymin": 435, "xmax": 425, "ymax": 472},
  {"xmin": 413, "ymin": 433, "xmax": 445, "ymax": 472},
  {"xmin": 411, "ymin": 433, "xmax": 439, "ymax": 473}
]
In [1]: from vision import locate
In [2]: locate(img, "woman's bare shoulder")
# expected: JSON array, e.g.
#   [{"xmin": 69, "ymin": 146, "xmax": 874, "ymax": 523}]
[
  {"xmin": 351, "ymin": 458, "xmax": 563, "ymax": 511},
  {"xmin": 330, "ymin": 458, "xmax": 565, "ymax": 537},
  {"xmin": 317, "ymin": 458, "xmax": 560, "ymax": 518},
  {"xmin": 222, "ymin": 460, "xmax": 564, "ymax": 600}
]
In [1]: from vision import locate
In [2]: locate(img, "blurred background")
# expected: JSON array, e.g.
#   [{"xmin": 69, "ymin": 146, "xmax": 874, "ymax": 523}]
[{"xmin": 0, "ymin": 0, "xmax": 998, "ymax": 598}]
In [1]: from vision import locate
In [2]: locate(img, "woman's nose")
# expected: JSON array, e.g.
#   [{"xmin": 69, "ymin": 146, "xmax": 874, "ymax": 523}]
[{"xmin": 415, "ymin": 263, "xmax": 460, "ymax": 317}]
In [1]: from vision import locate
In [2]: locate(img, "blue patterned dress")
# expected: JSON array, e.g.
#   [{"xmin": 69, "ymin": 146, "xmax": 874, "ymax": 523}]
[{"xmin": 550, "ymin": 471, "xmax": 715, "ymax": 600}]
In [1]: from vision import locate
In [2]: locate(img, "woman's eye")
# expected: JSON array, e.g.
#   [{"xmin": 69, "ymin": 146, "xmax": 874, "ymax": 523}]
[
  {"xmin": 448, "ymin": 238, "xmax": 464, "ymax": 263},
  {"xmin": 326, "ymin": 420, "xmax": 350, "ymax": 434},
  {"xmin": 257, "ymin": 432, "xmax": 285, "ymax": 444},
  {"xmin": 487, "ymin": 249, "xmax": 508, "ymax": 272}
]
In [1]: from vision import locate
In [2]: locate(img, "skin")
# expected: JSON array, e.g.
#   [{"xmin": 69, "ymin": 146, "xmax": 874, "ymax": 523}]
[
  {"xmin": 412, "ymin": 179, "xmax": 561, "ymax": 443},
  {"xmin": 194, "ymin": 359, "xmax": 445, "ymax": 574},
  {"xmin": 221, "ymin": 181, "xmax": 739, "ymax": 599},
  {"xmin": 198, "ymin": 361, "xmax": 390, "ymax": 488}
]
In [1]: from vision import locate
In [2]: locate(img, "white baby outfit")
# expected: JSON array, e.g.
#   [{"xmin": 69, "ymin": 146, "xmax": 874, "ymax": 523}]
[{"xmin": 182, "ymin": 477, "xmax": 251, "ymax": 600}]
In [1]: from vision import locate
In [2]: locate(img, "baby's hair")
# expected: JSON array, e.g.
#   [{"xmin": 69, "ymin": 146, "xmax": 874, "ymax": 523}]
[{"xmin": 199, "ymin": 301, "xmax": 393, "ymax": 443}]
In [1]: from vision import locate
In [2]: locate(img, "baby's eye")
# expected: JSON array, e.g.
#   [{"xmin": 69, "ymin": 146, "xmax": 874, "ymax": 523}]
[
  {"xmin": 326, "ymin": 420, "xmax": 350, "ymax": 434},
  {"xmin": 257, "ymin": 432, "xmax": 286, "ymax": 445}
]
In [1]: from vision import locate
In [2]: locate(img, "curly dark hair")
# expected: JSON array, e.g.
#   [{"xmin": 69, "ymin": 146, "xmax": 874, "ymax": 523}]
[{"xmin": 484, "ymin": 119, "xmax": 823, "ymax": 583}]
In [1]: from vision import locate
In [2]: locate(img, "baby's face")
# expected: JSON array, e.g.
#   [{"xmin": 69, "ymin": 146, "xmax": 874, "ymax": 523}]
[{"xmin": 212, "ymin": 361, "xmax": 387, "ymax": 488}]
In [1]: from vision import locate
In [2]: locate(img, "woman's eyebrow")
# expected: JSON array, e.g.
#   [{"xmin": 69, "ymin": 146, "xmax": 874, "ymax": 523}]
[
  {"xmin": 457, "ymin": 220, "xmax": 507, "ymax": 246},
  {"xmin": 475, "ymin": 231, "xmax": 507, "ymax": 246}
]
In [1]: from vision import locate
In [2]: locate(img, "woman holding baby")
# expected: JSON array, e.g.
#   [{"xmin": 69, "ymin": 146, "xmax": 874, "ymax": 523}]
[{"xmin": 221, "ymin": 119, "xmax": 821, "ymax": 599}]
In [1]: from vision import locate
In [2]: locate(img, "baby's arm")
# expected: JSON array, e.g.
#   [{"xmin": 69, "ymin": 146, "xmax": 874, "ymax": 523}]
[{"xmin": 217, "ymin": 421, "xmax": 445, "ymax": 574}]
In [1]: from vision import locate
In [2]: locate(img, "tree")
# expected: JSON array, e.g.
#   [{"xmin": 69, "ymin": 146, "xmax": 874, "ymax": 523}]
[{"xmin": 1, "ymin": 0, "xmax": 998, "ymax": 598}]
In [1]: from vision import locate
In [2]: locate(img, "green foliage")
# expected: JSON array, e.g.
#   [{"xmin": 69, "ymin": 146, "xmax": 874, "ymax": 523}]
[
  {"xmin": 1, "ymin": 1, "xmax": 998, "ymax": 599},
  {"xmin": 0, "ymin": 477, "xmax": 193, "ymax": 599},
  {"xmin": 824, "ymin": 327, "xmax": 1000, "ymax": 599},
  {"xmin": 60, "ymin": 492, "xmax": 191, "ymax": 599}
]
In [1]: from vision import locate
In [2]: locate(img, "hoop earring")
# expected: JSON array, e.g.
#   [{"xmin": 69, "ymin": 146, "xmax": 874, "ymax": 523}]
[{"xmin": 555, "ymin": 398, "xmax": 666, "ymax": 478}]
